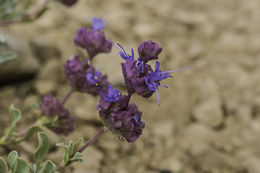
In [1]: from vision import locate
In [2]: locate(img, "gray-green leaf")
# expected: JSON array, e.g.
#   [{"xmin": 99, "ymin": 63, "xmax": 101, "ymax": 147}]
[
  {"xmin": 14, "ymin": 126, "xmax": 41, "ymax": 144},
  {"xmin": 34, "ymin": 132, "xmax": 50, "ymax": 164},
  {"xmin": 0, "ymin": 35, "xmax": 6, "ymax": 43},
  {"xmin": 63, "ymin": 150, "xmax": 69, "ymax": 166},
  {"xmin": 69, "ymin": 152, "xmax": 83, "ymax": 163},
  {"xmin": 8, "ymin": 151, "xmax": 18, "ymax": 172},
  {"xmin": 73, "ymin": 137, "xmax": 84, "ymax": 153},
  {"xmin": 14, "ymin": 158, "xmax": 29, "ymax": 173},
  {"xmin": 0, "ymin": 104, "xmax": 21, "ymax": 144},
  {"xmin": 0, "ymin": 157, "xmax": 8, "ymax": 173},
  {"xmin": 39, "ymin": 160, "xmax": 56, "ymax": 173},
  {"xmin": 68, "ymin": 141, "xmax": 74, "ymax": 156},
  {"xmin": 40, "ymin": 116, "xmax": 58, "ymax": 128},
  {"xmin": 0, "ymin": 51, "xmax": 17, "ymax": 65}
]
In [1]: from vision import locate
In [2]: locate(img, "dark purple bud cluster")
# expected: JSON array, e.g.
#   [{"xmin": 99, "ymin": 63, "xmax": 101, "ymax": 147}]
[
  {"xmin": 98, "ymin": 91, "xmax": 145, "ymax": 142},
  {"xmin": 64, "ymin": 55, "xmax": 109, "ymax": 95},
  {"xmin": 74, "ymin": 26, "xmax": 112, "ymax": 59},
  {"xmin": 40, "ymin": 94, "xmax": 75, "ymax": 135}
]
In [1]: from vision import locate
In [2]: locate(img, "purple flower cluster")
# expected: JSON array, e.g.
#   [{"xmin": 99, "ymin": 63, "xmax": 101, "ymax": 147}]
[
  {"xmin": 64, "ymin": 17, "xmax": 112, "ymax": 95},
  {"xmin": 40, "ymin": 17, "xmax": 112, "ymax": 136},
  {"xmin": 64, "ymin": 55, "xmax": 109, "ymax": 95},
  {"xmin": 40, "ymin": 17, "xmax": 189, "ymax": 142},
  {"xmin": 98, "ymin": 90, "xmax": 145, "ymax": 142},
  {"xmin": 40, "ymin": 94, "xmax": 75, "ymax": 136},
  {"xmin": 119, "ymin": 40, "xmax": 190, "ymax": 105},
  {"xmin": 74, "ymin": 25, "xmax": 112, "ymax": 59}
]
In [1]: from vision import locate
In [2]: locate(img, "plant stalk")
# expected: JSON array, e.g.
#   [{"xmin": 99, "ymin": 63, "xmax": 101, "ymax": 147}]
[
  {"xmin": 78, "ymin": 127, "xmax": 105, "ymax": 153},
  {"xmin": 61, "ymin": 88, "xmax": 73, "ymax": 105}
]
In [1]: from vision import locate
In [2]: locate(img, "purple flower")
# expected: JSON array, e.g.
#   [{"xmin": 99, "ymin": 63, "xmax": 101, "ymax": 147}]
[
  {"xmin": 121, "ymin": 60, "xmax": 154, "ymax": 98},
  {"xmin": 74, "ymin": 28, "xmax": 112, "ymax": 59},
  {"xmin": 145, "ymin": 61, "xmax": 191, "ymax": 105},
  {"xmin": 133, "ymin": 115, "xmax": 142, "ymax": 125},
  {"xmin": 113, "ymin": 43, "xmax": 134, "ymax": 61},
  {"xmin": 40, "ymin": 94, "xmax": 60, "ymax": 116},
  {"xmin": 103, "ymin": 84, "xmax": 120, "ymax": 103},
  {"xmin": 64, "ymin": 56, "xmax": 109, "ymax": 95},
  {"xmin": 84, "ymin": 66, "xmax": 109, "ymax": 95},
  {"xmin": 135, "ymin": 57, "xmax": 144, "ymax": 73},
  {"xmin": 40, "ymin": 94, "xmax": 75, "ymax": 135},
  {"xmin": 57, "ymin": 0, "xmax": 78, "ymax": 6},
  {"xmin": 86, "ymin": 70, "xmax": 101, "ymax": 85},
  {"xmin": 99, "ymin": 99, "xmax": 145, "ymax": 142},
  {"xmin": 138, "ymin": 40, "xmax": 162, "ymax": 63},
  {"xmin": 98, "ymin": 93, "xmax": 128, "ymax": 113},
  {"xmin": 92, "ymin": 17, "xmax": 105, "ymax": 30}
]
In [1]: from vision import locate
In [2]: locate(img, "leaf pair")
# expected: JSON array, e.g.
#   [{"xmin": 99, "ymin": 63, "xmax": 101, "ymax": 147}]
[
  {"xmin": 0, "ymin": 132, "xmax": 56, "ymax": 173},
  {"xmin": 0, "ymin": 151, "xmax": 30, "ymax": 173},
  {"xmin": 56, "ymin": 138, "xmax": 84, "ymax": 167}
]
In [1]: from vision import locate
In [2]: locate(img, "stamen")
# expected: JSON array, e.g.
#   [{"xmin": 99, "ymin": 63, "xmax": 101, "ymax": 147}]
[
  {"xmin": 110, "ymin": 41, "xmax": 122, "ymax": 52},
  {"xmin": 156, "ymin": 88, "xmax": 160, "ymax": 106},
  {"xmin": 116, "ymin": 43, "xmax": 127, "ymax": 56},
  {"xmin": 159, "ymin": 85, "xmax": 168, "ymax": 88},
  {"xmin": 166, "ymin": 66, "xmax": 191, "ymax": 73},
  {"xmin": 87, "ymin": 59, "xmax": 92, "ymax": 65}
]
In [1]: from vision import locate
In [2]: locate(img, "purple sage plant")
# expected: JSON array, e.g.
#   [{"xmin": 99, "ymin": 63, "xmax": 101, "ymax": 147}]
[{"xmin": 0, "ymin": 16, "xmax": 191, "ymax": 172}]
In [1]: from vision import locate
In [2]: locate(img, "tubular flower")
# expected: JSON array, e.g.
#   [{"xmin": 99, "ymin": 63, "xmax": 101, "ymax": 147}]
[
  {"xmin": 103, "ymin": 84, "xmax": 120, "ymax": 103},
  {"xmin": 86, "ymin": 70, "xmax": 101, "ymax": 85},
  {"xmin": 91, "ymin": 17, "xmax": 105, "ymax": 30},
  {"xmin": 113, "ymin": 42, "xmax": 134, "ymax": 61}
]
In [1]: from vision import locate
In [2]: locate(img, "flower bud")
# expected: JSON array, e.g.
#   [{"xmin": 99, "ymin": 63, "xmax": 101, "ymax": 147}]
[
  {"xmin": 138, "ymin": 40, "xmax": 162, "ymax": 63},
  {"xmin": 74, "ymin": 28, "xmax": 112, "ymax": 59},
  {"xmin": 121, "ymin": 60, "xmax": 154, "ymax": 98},
  {"xmin": 40, "ymin": 94, "xmax": 75, "ymax": 135}
]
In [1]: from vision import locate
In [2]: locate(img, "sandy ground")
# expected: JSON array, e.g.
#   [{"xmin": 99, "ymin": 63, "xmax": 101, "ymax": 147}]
[{"xmin": 0, "ymin": 0, "xmax": 260, "ymax": 172}]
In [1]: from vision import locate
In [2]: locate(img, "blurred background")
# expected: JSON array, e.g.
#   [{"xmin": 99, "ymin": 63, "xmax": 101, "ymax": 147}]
[{"xmin": 0, "ymin": 0, "xmax": 259, "ymax": 172}]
